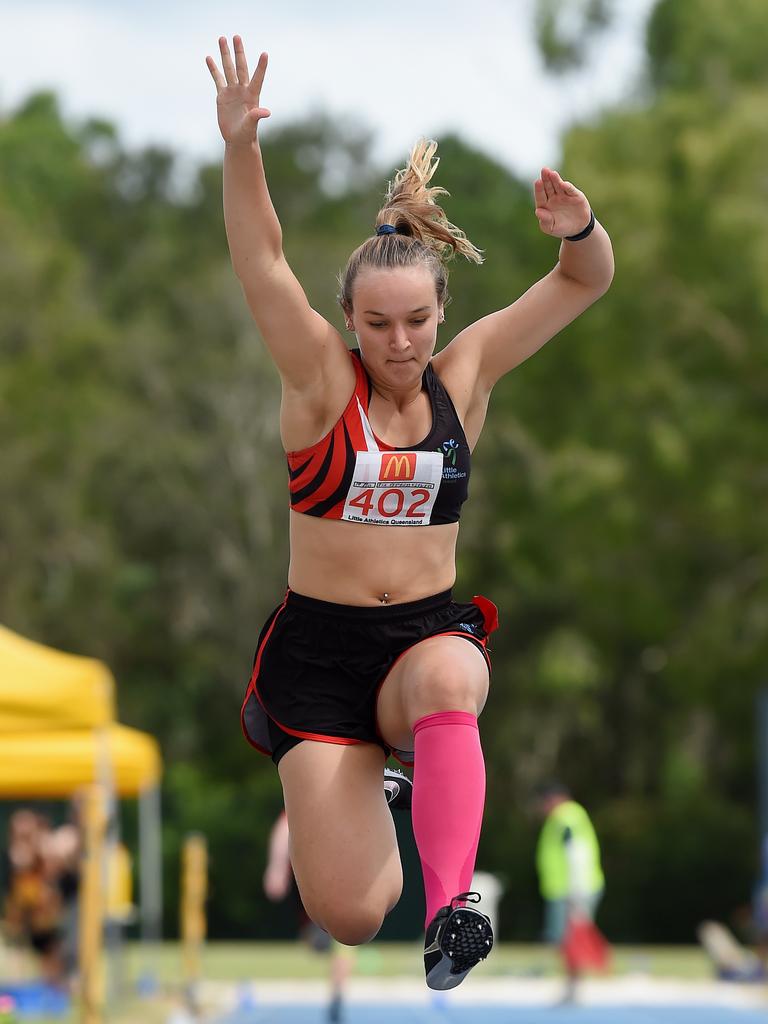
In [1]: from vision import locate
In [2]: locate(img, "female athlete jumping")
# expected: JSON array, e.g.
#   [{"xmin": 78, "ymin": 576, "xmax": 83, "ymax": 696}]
[{"xmin": 206, "ymin": 35, "xmax": 614, "ymax": 990}]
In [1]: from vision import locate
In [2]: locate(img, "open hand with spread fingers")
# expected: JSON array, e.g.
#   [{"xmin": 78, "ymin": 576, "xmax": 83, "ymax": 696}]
[
  {"xmin": 205, "ymin": 35, "xmax": 270, "ymax": 146},
  {"xmin": 534, "ymin": 167, "xmax": 592, "ymax": 239}
]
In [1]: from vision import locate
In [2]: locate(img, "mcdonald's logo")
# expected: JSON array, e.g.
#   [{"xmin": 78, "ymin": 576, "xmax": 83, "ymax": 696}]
[{"xmin": 380, "ymin": 452, "xmax": 417, "ymax": 480}]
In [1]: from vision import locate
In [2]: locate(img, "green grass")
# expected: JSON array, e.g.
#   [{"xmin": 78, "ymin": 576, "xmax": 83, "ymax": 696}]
[
  {"xmin": 3, "ymin": 941, "xmax": 715, "ymax": 1023},
  {"xmin": 123, "ymin": 940, "xmax": 712, "ymax": 981}
]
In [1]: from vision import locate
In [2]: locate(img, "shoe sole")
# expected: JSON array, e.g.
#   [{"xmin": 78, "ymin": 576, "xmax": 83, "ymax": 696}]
[{"xmin": 425, "ymin": 907, "xmax": 494, "ymax": 990}]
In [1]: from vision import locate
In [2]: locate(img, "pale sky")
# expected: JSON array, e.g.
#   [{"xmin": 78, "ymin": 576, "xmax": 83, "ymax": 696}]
[{"xmin": 0, "ymin": 0, "xmax": 655, "ymax": 181}]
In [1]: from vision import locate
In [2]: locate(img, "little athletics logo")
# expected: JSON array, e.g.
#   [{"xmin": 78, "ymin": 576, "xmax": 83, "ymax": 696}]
[
  {"xmin": 436, "ymin": 439, "xmax": 467, "ymax": 481},
  {"xmin": 437, "ymin": 438, "xmax": 459, "ymax": 465}
]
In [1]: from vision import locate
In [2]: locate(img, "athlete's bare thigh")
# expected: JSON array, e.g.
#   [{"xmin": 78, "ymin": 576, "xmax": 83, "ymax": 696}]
[
  {"xmin": 277, "ymin": 739, "xmax": 403, "ymax": 946},
  {"xmin": 376, "ymin": 635, "xmax": 490, "ymax": 753}
]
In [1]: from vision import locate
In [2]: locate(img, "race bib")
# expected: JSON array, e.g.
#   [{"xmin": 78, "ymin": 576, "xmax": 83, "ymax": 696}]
[{"xmin": 341, "ymin": 451, "xmax": 444, "ymax": 526}]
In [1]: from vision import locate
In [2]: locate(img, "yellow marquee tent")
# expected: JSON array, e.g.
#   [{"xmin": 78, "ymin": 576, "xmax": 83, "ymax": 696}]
[
  {"xmin": 0, "ymin": 723, "xmax": 162, "ymax": 798},
  {"xmin": 0, "ymin": 624, "xmax": 115, "ymax": 732},
  {"xmin": 0, "ymin": 624, "xmax": 164, "ymax": 953}
]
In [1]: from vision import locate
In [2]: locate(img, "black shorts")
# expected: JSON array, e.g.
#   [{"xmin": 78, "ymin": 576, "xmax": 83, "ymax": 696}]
[{"xmin": 241, "ymin": 589, "xmax": 498, "ymax": 766}]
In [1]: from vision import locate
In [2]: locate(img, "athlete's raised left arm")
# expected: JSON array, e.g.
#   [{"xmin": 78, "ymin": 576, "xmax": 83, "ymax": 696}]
[{"xmin": 446, "ymin": 168, "xmax": 614, "ymax": 393}]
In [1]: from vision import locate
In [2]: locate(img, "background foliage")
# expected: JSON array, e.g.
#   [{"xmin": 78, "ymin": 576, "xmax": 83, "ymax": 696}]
[{"xmin": 1, "ymin": 0, "xmax": 766, "ymax": 942}]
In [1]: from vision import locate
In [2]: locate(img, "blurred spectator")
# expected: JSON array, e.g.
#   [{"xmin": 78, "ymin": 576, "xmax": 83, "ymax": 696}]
[
  {"xmin": 2, "ymin": 812, "xmax": 63, "ymax": 985},
  {"xmin": 264, "ymin": 810, "xmax": 354, "ymax": 1023},
  {"xmin": 533, "ymin": 782, "xmax": 606, "ymax": 1003},
  {"xmin": 697, "ymin": 920, "xmax": 765, "ymax": 981},
  {"xmin": 46, "ymin": 823, "xmax": 81, "ymax": 981},
  {"xmin": 1, "ymin": 809, "xmax": 82, "ymax": 989}
]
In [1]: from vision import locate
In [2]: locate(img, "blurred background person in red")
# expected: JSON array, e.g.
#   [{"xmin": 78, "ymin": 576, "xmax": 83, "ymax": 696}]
[{"xmin": 534, "ymin": 782, "xmax": 606, "ymax": 1003}]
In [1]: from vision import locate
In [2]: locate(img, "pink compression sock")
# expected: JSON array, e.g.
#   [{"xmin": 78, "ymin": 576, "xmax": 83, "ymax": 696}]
[{"xmin": 411, "ymin": 710, "xmax": 486, "ymax": 927}]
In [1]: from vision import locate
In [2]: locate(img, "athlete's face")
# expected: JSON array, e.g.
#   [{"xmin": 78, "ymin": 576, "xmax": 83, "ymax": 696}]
[{"xmin": 347, "ymin": 266, "xmax": 443, "ymax": 385}]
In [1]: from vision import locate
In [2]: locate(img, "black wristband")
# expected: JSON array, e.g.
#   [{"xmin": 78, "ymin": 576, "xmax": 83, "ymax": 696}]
[{"xmin": 565, "ymin": 209, "xmax": 595, "ymax": 242}]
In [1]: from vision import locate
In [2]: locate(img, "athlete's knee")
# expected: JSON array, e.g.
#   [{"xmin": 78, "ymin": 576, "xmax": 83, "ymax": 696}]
[
  {"xmin": 317, "ymin": 906, "xmax": 386, "ymax": 946},
  {"xmin": 305, "ymin": 881, "xmax": 401, "ymax": 946},
  {"xmin": 407, "ymin": 664, "xmax": 486, "ymax": 719}
]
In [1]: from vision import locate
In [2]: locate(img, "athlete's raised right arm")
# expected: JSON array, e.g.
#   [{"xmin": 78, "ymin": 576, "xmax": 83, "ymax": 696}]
[{"xmin": 206, "ymin": 37, "xmax": 345, "ymax": 389}]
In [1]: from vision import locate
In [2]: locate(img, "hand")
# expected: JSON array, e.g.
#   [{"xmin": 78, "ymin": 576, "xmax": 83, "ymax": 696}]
[
  {"xmin": 534, "ymin": 167, "xmax": 591, "ymax": 239},
  {"xmin": 205, "ymin": 36, "xmax": 271, "ymax": 146}
]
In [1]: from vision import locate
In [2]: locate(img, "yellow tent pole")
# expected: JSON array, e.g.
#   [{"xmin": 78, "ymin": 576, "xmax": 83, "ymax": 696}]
[
  {"xmin": 79, "ymin": 784, "xmax": 107, "ymax": 1024},
  {"xmin": 180, "ymin": 833, "xmax": 208, "ymax": 999}
]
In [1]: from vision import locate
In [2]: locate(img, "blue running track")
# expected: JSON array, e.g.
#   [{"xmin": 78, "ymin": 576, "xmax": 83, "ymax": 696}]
[{"xmin": 215, "ymin": 1004, "xmax": 767, "ymax": 1023}]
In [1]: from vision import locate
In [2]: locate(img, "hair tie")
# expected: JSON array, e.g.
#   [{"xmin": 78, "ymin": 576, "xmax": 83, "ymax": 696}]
[{"xmin": 376, "ymin": 224, "xmax": 397, "ymax": 236}]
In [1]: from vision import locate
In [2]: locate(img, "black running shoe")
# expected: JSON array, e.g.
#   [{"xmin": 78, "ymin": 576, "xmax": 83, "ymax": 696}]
[
  {"xmin": 423, "ymin": 891, "xmax": 493, "ymax": 990},
  {"xmin": 383, "ymin": 768, "xmax": 412, "ymax": 811}
]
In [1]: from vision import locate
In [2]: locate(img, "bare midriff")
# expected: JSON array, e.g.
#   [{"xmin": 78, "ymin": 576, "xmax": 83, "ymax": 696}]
[{"xmin": 288, "ymin": 510, "xmax": 459, "ymax": 606}]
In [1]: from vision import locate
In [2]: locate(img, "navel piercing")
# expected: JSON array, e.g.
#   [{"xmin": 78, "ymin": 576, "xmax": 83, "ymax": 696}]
[{"xmin": 381, "ymin": 593, "xmax": 390, "ymax": 604}]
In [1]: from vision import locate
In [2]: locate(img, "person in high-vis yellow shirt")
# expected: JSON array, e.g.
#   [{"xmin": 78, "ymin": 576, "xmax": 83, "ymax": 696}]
[{"xmin": 535, "ymin": 782, "xmax": 605, "ymax": 1002}]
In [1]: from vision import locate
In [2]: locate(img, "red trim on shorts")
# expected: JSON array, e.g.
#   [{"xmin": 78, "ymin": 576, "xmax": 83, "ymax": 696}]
[
  {"xmin": 243, "ymin": 733, "xmax": 272, "ymax": 757},
  {"xmin": 378, "ymin": 620, "xmax": 493, "ymax": 693},
  {"xmin": 259, "ymin": 708, "xmax": 362, "ymax": 748},
  {"xmin": 240, "ymin": 592, "xmax": 290, "ymax": 753},
  {"xmin": 434, "ymin": 630, "xmax": 492, "ymax": 670},
  {"xmin": 241, "ymin": 591, "xmax": 366, "ymax": 754}
]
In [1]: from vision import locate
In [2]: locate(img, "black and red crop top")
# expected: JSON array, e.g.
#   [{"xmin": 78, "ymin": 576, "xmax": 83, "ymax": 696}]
[{"xmin": 287, "ymin": 350, "xmax": 470, "ymax": 526}]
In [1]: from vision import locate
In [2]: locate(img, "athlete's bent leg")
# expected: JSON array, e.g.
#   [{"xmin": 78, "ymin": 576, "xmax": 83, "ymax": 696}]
[
  {"xmin": 377, "ymin": 636, "xmax": 493, "ymax": 987},
  {"xmin": 412, "ymin": 710, "xmax": 485, "ymax": 922},
  {"xmin": 278, "ymin": 740, "xmax": 403, "ymax": 946},
  {"xmin": 377, "ymin": 635, "xmax": 489, "ymax": 921}
]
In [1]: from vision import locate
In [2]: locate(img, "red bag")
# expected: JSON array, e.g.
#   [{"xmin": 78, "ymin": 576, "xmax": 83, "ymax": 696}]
[{"xmin": 562, "ymin": 915, "xmax": 611, "ymax": 972}]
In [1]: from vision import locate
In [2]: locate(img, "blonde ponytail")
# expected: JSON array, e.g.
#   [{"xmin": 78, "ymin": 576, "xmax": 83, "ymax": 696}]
[
  {"xmin": 377, "ymin": 139, "xmax": 483, "ymax": 264},
  {"xmin": 338, "ymin": 139, "xmax": 483, "ymax": 313}
]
